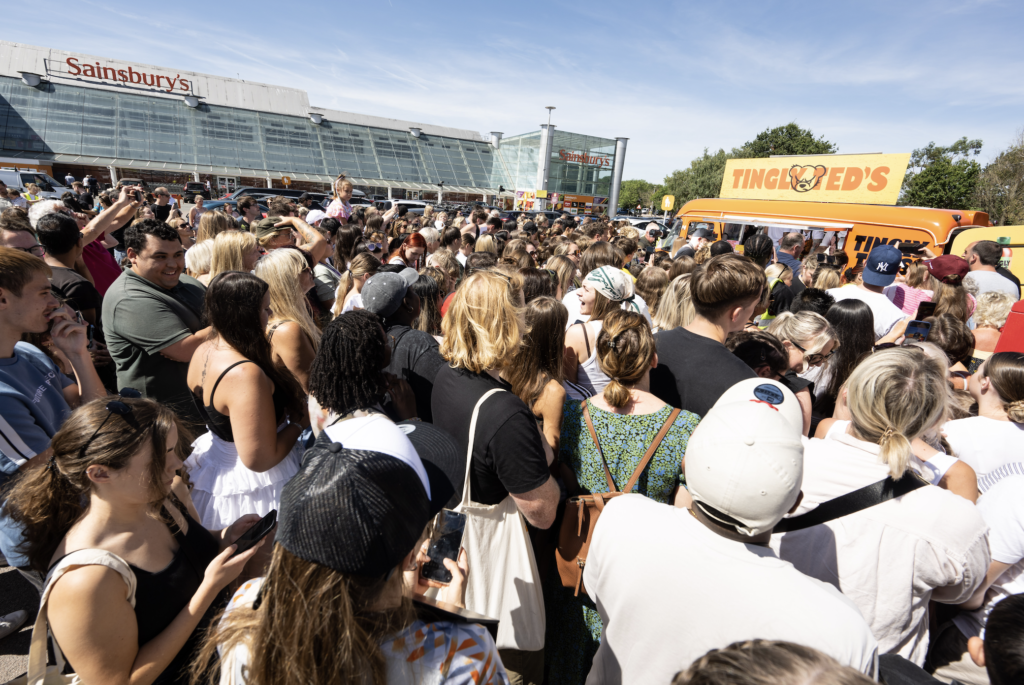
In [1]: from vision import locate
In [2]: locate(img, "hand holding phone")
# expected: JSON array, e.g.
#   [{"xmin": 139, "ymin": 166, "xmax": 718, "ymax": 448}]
[
  {"xmin": 420, "ymin": 510, "xmax": 467, "ymax": 585},
  {"xmin": 904, "ymin": 320, "xmax": 932, "ymax": 343},
  {"xmin": 230, "ymin": 509, "xmax": 277, "ymax": 558}
]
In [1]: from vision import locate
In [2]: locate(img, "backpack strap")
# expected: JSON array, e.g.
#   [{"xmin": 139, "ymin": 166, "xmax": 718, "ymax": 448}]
[
  {"xmin": 773, "ymin": 473, "xmax": 929, "ymax": 533},
  {"xmin": 578, "ymin": 322, "xmax": 591, "ymax": 359},
  {"xmin": 623, "ymin": 408, "xmax": 680, "ymax": 494},
  {"xmin": 582, "ymin": 401, "xmax": 616, "ymax": 492},
  {"xmin": 29, "ymin": 549, "xmax": 137, "ymax": 680}
]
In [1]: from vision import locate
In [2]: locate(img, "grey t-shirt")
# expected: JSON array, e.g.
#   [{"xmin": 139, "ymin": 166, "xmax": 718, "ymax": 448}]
[
  {"xmin": 966, "ymin": 270, "xmax": 1020, "ymax": 300},
  {"xmin": 102, "ymin": 269, "xmax": 206, "ymax": 427},
  {"xmin": 313, "ymin": 262, "xmax": 342, "ymax": 303}
]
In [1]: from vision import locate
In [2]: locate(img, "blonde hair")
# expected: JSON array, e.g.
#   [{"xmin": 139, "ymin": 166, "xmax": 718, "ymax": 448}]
[
  {"xmin": 440, "ymin": 271, "xmax": 523, "ymax": 374},
  {"xmin": 813, "ymin": 268, "xmax": 840, "ymax": 290},
  {"xmin": 845, "ymin": 347, "xmax": 948, "ymax": 478},
  {"xmin": 597, "ymin": 310, "xmax": 656, "ymax": 407},
  {"xmin": 693, "ymin": 243, "xmax": 712, "ymax": 265},
  {"xmin": 186, "ymin": 240, "xmax": 214, "ymax": 278},
  {"xmin": 332, "ymin": 173, "xmax": 354, "ymax": 199},
  {"xmin": 904, "ymin": 261, "xmax": 932, "ymax": 289},
  {"xmin": 209, "ymin": 230, "xmax": 258, "ymax": 279},
  {"xmin": 635, "ymin": 267, "xmax": 670, "ymax": 318},
  {"xmin": 196, "ymin": 210, "xmax": 238, "ymax": 243},
  {"xmin": 673, "ymin": 639, "xmax": 874, "ymax": 685},
  {"xmin": 255, "ymin": 249, "xmax": 322, "ymax": 351},
  {"xmin": 766, "ymin": 312, "xmax": 836, "ymax": 371},
  {"xmin": 474, "ymin": 234, "xmax": 498, "ymax": 255},
  {"xmin": 332, "ymin": 253, "xmax": 380, "ymax": 318},
  {"xmin": 653, "ymin": 274, "xmax": 696, "ymax": 332},
  {"xmin": 25, "ymin": 183, "xmax": 40, "ymax": 194},
  {"xmin": 619, "ymin": 224, "xmax": 639, "ymax": 241},
  {"xmin": 974, "ymin": 290, "xmax": 1015, "ymax": 329},
  {"xmin": 764, "ymin": 262, "xmax": 792, "ymax": 283}
]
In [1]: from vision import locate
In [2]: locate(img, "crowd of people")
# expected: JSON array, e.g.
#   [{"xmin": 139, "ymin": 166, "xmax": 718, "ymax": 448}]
[{"xmin": 0, "ymin": 171, "xmax": 1023, "ymax": 685}]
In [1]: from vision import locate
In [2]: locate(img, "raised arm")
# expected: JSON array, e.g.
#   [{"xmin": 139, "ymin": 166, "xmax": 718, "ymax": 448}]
[
  {"xmin": 81, "ymin": 186, "xmax": 140, "ymax": 246},
  {"xmin": 276, "ymin": 216, "xmax": 329, "ymax": 263}
]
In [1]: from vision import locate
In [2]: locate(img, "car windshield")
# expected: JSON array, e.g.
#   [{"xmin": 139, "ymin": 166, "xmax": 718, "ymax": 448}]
[{"xmin": 21, "ymin": 173, "xmax": 64, "ymax": 188}]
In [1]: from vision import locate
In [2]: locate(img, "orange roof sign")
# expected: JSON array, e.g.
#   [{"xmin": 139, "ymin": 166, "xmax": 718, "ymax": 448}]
[{"xmin": 720, "ymin": 153, "xmax": 911, "ymax": 205}]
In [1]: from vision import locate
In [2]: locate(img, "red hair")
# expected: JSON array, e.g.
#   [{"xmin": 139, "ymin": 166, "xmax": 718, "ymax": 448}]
[{"xmin": 390, "ymin": 232, "xmax": 427, "ymax": 266}]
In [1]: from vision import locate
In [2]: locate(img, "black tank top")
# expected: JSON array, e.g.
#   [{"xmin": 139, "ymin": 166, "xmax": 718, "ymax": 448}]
[{"xmin": 191, "ymin": 360, "xmax": 286, "ymax": 442}]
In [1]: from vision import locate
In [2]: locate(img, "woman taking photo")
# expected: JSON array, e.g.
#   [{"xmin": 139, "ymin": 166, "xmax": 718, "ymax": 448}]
[
  {"xmin": 255, "ymin": 248, "xmax": 323, "ymax": 393},
  {"xmin": 564, "ymin": 265, "xmax": 641, "ymax": 400},
  {"xmin": 185, "ymin": 272, "xmax": 308, "ymax": 530},
  {"xmin": 547, "ymin": 309, "xmax": 699, "ymax": 685},
  {"xmin": 6, "ymin": 396, "xmax": 264, "ymax": 685},
  {"xmin": 333, "ymin": 252, "xmax": 381, "ymax": 317}
]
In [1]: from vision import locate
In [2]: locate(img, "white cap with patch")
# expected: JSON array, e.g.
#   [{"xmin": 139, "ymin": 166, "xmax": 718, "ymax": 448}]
[
  {"xmin": 685, "ymin": 386, "xmax": 803, "ymax": 537},
  {"xmin": 715, "ymin": 378, "xmax": 802, "ymax": 433}
]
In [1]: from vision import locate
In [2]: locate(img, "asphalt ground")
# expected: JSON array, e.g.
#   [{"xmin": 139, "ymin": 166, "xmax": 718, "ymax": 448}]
[{"xmin": 0, "ymin": 566, "xmax": 40, "ymax": 681}]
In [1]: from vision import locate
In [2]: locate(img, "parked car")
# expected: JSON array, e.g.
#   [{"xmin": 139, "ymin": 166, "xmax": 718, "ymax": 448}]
[
  {"xmin": 182, "ymin": 181, "xmax": 210, "ymax": 202},
  {"xmin": 499, "ymin": 210, "xmax": 563, "ymax": 224},
  {"xmin": 0, "ymin": 170, "xmax": 70, "ymax": 199},
  {"xmin": 195, "ymin": 200, "xmax": 269, "ymax": 218},
  {"xmin": 116, "ymin": 178, "xmax": 151, "ymax": 190}
]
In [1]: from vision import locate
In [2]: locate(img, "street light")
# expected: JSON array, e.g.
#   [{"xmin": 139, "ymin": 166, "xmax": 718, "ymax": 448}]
[{"xmin": 545, "ymin": 106, "xmax": 556, "ymax": 126}]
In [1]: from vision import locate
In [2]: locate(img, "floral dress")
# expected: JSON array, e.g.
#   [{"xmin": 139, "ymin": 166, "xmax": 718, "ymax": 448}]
[
  {"xmin": 544, "ymin": 399, "xmax": 700, "ymax": 685},
  {"xmin": 325, "ymin": 198, "xmax": 352, "ymax": 222}
]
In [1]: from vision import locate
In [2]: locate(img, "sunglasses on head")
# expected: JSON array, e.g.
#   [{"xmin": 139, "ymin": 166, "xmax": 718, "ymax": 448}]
[{"xmin": 78, "ymin": 388, "xmax": 143, "ymax": 459}]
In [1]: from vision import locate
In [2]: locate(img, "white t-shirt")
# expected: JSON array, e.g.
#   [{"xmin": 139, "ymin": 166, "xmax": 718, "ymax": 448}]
[
  {"xmin": 942, "ymin": 416, "xmax": 1024, "ymax": 493},
  {"xmin": 772, "ymin": 431, "xmax": 990, "ymax": 665},
  {"xmin": 456, "ymin": 252, "xmax": 467, "ymax": 266},
  {"xmin": 953, "ymin": 475, "xmax": 1024, "ymax": 639},
  {"xmin": 585, "ymin": 495, "xmax": 879, "ymax": 685},
  {"xmin": 560, "ymin": 288, "xmax": 652, "ymax": 330},
  {"xmin": 966, "ymin": 270, "xmax": 1020, "ymax": 300},
  {"xmin": 827, "ymin": 287, "xmax": 905, "ymax": 339}
]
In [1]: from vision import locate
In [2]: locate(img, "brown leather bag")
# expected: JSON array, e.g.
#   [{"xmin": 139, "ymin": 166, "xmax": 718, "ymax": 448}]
[{"xmin": 556, "ymin": 401, "xmax": 681, "ymax": 596}]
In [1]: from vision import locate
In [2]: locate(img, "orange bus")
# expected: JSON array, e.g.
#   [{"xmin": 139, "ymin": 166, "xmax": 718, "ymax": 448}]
[{"xmin": 671, "ymin": 198, "xmax": 992, "ymax": 270}]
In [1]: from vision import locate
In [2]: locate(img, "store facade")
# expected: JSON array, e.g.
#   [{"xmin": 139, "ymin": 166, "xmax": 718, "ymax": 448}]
[{"xmin": 0, "ymin": 41, "xmax": 625, "ymax": 206}]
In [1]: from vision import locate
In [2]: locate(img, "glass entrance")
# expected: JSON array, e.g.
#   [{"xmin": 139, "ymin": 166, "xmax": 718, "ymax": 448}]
[{"xmin": 216, "ymin": 176, "xmax": 239, "ymax": 194}]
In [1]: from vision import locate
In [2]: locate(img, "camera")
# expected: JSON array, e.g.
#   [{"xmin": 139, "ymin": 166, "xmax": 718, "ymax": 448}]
[{"xmin": 648, "ymin": 229, "xmax": 663, "ymax": 239}]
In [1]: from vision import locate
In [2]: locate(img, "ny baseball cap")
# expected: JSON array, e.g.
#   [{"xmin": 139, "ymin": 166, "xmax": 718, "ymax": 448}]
[
  {"xmin": 923, "ymin": 254, "xmax": 969, "ymax": 285},
  {"xmin": 715, "ymin": 378, "xmax": 802, "ymax": 433},
  {"xmin": 277, "ymin": 423, "xmax": 453, "ymax": 578},
  {"xmin": 361, "ymin": 268, "xmax": 419, "ymax": 318},
  {"xmin": 863, "ymin": 244, "xmax": 902, "ymax": 287},
  {"xmin": 685, "ymin": 392, "xmax": 803, "ymax": 537}
]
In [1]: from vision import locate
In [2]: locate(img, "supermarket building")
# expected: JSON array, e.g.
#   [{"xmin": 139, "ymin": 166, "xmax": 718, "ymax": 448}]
[{"xmin": 0, "ymin": 41, "xmax": 628, "ymax": 210}]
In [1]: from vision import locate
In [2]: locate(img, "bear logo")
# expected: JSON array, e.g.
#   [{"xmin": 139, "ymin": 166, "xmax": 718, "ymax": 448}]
[{"xmin": 789, "ymin": 165, "xmax": 827, "ymax": 192}]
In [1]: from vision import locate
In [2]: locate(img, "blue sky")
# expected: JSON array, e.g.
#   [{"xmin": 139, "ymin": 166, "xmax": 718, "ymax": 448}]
[{"xmin": 6, "ymin": 0, "xmax": 1023, "ymax": 184}]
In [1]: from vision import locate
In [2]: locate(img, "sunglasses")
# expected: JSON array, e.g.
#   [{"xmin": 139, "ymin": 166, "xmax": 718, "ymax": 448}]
[
  {"xmin": 15, "ymin": 244, "xmax": 46, "ymax": 257},
  {"xmin": 789, "ymin": 339, "xmax": 835, "ymax": 366},
  {"xmin": 78, "ymin": 388, "xmax": 143, "ymax": 459},
  {"xmin": 366, "ymin": 242, "xmax": 382, "ymax": 251}
]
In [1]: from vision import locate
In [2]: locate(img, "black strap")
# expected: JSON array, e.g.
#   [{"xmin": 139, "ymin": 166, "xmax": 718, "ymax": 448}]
[
  {"xmin": 208, "ymin": 360, "xmax": 255, "ymax": 408},
  {"xmin": 579, "ymin": 322, "xmax": 591, "ymax": 359},
  {"xmin": 773, "ymin": 473, "xmax": 928, "ymax": 533}
]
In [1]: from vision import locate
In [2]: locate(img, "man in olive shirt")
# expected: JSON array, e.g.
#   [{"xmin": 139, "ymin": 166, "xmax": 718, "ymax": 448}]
[{"xmin": 102, "ymin": 219, "xmax": 211, "ymax": 427}]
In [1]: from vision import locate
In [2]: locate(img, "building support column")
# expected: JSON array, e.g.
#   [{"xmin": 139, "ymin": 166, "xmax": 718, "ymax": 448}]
[
  {"xmin": 107, "ymin": 165, "xmax": 119, "ymax": 186},
  {"xmin": 536, "ymin": 124, "xmax": 555, "ymax": 192},
  {"xmin": 266, "ymin": 174, "xmax": 272, "ymax": 189},
  {"xmin": 387, "ymin": 187, "xmax": 392, "ymax": 200},
  {"xmin": 192, "ymin": 171, "xmax": 200, "ymax": 182},
  {"xmin": 607, "ymin": 137, "xmax": 629, "ymax": 219}
]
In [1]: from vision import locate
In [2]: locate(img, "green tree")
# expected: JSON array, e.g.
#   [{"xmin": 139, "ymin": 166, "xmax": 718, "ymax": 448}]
[
  {"xmin": 618, "ymin": 179, "xmax": 660, "ymax": 210},
  {"xmin": 657, "ymin": 148, "xmax": 735, "ymax": 207},
  {"xmin": 899, "ymin": 137, "xmax": 983, "ymax": 209},
  {"xmin": 739, "ymin": 123, "xmax": 837, "ymax": 158},
  {"xmin": 973, "ymin": 130, "xmax": 1024, "ymax": 226}
]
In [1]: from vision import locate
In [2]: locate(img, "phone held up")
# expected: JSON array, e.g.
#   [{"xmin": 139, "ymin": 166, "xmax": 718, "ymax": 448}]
[
  {"xmin": 915, "ymin": 301, "xmax": 937, "ymax": 320},
  {"xmin": 904, "ymin": 320, "xmax": 932, "ymax": 343},
  {"xmin": 230, "ymin": 509, "xmax": 277, "ymax": 558},
  {"xmin": 420, "ymin": 509, "xmax": 467, "ymax": 585}
]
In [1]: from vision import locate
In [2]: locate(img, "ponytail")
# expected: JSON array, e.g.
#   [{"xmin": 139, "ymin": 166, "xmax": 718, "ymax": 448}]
[
  {"xmin": 4, "ymin": 456, "xmax": 85, "ymax": 573},
  {"xmin": 1006, "ymin": 400, "xmax": 1024, "ymax": 424},
  {"xmin": 877, "ymin": 427, "xmax": 913, "ymax": 480},
  {"xmin": 332, "ymin": 253, "xmax": 380, "ymax": 319},
  {"xmin": 603, "ymin": 378, "xmax": 632, "ymax": 408},
  {"xmin": 596, "ymin": 309, "xmax": 656, "ymax": 409},
  {"xmin": 984, "ymin": 352, "xmax": 1024, "ymax": 424}
]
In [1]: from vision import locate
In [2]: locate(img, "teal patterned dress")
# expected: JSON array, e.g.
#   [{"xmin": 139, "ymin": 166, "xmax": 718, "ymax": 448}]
[{"xmin": 544, "ymin": 399, "xmax": 700, "ymax": 685}]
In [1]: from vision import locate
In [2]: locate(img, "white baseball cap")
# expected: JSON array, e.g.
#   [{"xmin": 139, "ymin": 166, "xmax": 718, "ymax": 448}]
[
  {"xmin": 715, "ymin": 378, "xmax": 802, "ymax": 433},
  {"xmin": 685, "ymin": 396, "xmax": 803, "ymax": 537},
  {"xmin": 305, "ymin": 209, "xmax": 327, "ymax": 225}
]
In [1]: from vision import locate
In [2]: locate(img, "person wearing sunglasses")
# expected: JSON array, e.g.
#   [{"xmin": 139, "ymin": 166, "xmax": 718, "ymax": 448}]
[
  {"xmin": 4, "ymin": 393, "xmax": 266, "ymax": 685},
  {"xmin": 764, "ymin": 311, "xmax": 839, "ymax": 436}
]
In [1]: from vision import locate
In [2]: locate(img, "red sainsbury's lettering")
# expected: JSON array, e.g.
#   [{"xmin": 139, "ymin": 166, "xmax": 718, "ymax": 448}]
[{"xmin": 66, "ymin": 57, "xmax": 81, "ymax": 75}]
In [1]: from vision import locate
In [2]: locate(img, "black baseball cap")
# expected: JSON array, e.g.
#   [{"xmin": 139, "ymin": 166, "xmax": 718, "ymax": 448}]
[
  {"xmin": 298, "ymin": 192, "xmax": 311, "ymax": 202},
  {"xmin": 277, "ymin": 426, "xmax": 454, "ymax": 579}
]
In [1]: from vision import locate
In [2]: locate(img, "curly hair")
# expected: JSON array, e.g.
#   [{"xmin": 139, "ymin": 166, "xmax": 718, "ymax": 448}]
[{"xmin": 308, "ymin": 310, "xmax": 389, "ymax": 416}]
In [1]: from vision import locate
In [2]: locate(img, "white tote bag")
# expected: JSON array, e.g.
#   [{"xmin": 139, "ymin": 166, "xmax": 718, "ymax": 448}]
[
  {"xmin": 455, "ymin": 388, "xmax": 546, "ymax": 652},
  {"xmin": 6, "ymin": 549, "xmax": 137, "ymax": 685}
]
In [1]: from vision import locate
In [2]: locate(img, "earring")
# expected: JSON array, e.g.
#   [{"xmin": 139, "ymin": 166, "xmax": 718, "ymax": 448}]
[{"xmin": 406, "ymin": 560, "xmax": 418, "ymax": 572}]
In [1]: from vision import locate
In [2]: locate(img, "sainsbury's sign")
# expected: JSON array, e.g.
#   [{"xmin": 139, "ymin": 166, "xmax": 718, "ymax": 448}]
[
  {"xmin": 64, "ymin": 57, "xmax": 193, "ymax": 94},
  {"xmin": 558, "ymin": 149, "xmax": 612, "ymax": 168}
]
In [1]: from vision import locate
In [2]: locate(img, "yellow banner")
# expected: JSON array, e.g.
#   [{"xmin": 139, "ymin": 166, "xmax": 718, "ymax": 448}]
[{"xmin": 719, "ymin": 153, "xmax": 911, "ymax": 205}]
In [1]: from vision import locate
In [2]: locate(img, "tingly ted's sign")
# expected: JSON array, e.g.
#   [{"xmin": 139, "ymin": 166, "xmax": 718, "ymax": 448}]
[
  {"xmin": 558, "ymin": 149, "xmax": 612, "ymax": 168},
  {"xmin": 719, "ymin": 153, "xmax": 911, "ymax": 206},
  {"xmin": 65, "ymin": 57, "xmax": 193, "ymax": 94}
]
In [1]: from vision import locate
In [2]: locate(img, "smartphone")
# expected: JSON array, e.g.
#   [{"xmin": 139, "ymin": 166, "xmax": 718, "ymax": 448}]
[
  {"xmin": 420, "ymin": 510, "xmax": 467, "ymax": 584},
  {"xmin": 898, "ymin": 241, "xmax": 926, "ymax": 256},
  {"xmin": 133, "ymin": 190, "xmax": 143, "ymax": 203},
  {"xmin": 230, "ymin": 509, "xmax": 277, "ymax": 558},
  {"xmin": 904, "ymin": 320, "xmax": 932, "ymax": 342},
  {"xmin": 915, "ymin": 301, "xmax": 937, "ymax": 320}
]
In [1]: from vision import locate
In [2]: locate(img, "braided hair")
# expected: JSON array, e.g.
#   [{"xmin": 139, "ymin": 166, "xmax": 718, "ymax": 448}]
[{"xmin": 308, "ymin": 310, "xmax": 389, "ymax": 416}]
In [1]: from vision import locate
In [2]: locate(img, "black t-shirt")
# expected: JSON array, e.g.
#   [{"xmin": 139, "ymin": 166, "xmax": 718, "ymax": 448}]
[
  {"xmin": 153, "ymin": 203, "xmax": 172, "ymax": 222},
  {"xmin": 650, "ymin": 327, "xmax": 757, "ymax": 418},
  {"xmin": 49, "ymin": 266, "xmax": 102, "ymax": 314},
  {"xmin": 769, "ymin": 281, "xmax": 796, "ymax": 316},
  {"xmin": 674, "ymin": 245, "xmax": 696, "ymax": 259},
  {"xmin": 383, "ymin": 323, "xmax": 446, "ymax": 423},
  {"xmin": 431, "ymin": 365, "xmax": 550, "ymax": 505},
  {"xmin": 76, "ymin": 191, "xmax": 94, "ymax": 209}
]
